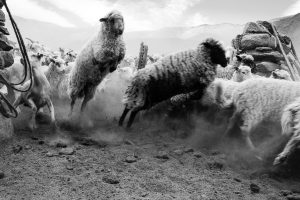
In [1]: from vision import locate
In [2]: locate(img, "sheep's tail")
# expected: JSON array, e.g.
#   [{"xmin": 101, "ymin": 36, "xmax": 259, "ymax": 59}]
[
  {"xmin": 281, "ymin": 105, "xmax": 296, "ymax": 137},
  {"xmin": 215, "ymin": 81, "xmax": 233, "ymax": 109}
]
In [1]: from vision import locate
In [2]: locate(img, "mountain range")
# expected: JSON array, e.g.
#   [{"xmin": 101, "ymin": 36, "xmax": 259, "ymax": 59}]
[{"xmin": 5, "ymin": 13, "xmax": 300, "ymax": 57}]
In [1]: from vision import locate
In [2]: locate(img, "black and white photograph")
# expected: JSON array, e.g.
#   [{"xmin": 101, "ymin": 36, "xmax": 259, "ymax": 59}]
[{"xmin": 0, "ymin": 0, "xmax": 300, "ymax": 199}]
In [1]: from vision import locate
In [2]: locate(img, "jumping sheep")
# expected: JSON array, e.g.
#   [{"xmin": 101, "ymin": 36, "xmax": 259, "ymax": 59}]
[
  {"xmin": 273, "ymin": 98, "xmax": 300, "ymax": 165},
  {"xmin": 119, "ymin": 38, "xmax": 227, "ymax": 128},
  {"xmin": 216, "ymin": 78, "xmax": 300, "ymax": 150},
  {"xmin": 68, "ymin": 10, "xmax": 125, "ymax": 114}
]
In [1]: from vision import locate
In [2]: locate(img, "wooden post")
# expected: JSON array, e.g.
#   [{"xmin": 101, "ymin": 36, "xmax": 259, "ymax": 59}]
[
  {"xmin": 137, "ymin": 42, "xmax": 148, "ymax": 70},
  {"xmin": 271, "ymin": 23, "xmax": 299, "ymax": 81}
]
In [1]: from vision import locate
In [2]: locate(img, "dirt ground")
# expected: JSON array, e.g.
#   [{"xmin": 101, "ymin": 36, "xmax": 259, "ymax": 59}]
[{"xmin": 0, "ymin": 99, "xmax": 300, "ymax": 200}]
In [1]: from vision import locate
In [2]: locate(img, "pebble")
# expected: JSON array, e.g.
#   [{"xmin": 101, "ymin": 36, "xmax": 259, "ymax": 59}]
[
  {"xmin": 12, "ymin": 145, "xmax": 23, "ymax": 154},
  {"xmin": 250, "ymin": 183, "xmax": 260, "ymax": 193},
  {"xmin": 184, "ymin": 147, "xmax": 194, "ymax": 153},
  {"xmin": 233, "ymin": 178, "xmax": 242, "ymax": 182},
  {"xmin": 102, "ymin": 175, "xmax": 120, "ymax": 184},
  {"xmin": 124, "ymin": 140, "xmax": 134, "ymax": 145},
  {"xmin": 59, "ymin": 147, "xmax": 75, "ymax": 155},
  {"xmin": 207, "ymin": 161, "xmax": 224, "ymax": 170},
  {"xmin": 0, "ymin": 172, "xmax": 4, "ymax": 179},
  {"xmin": 38, "ymin": 140, "xmax": 45, "ymax": 145},
  {"xmin": 125, "ymin": 156, "xmax": 137, "ymax": 163},
  {"xmin": 173, "ymin": 149, "xmax": 184, "ymax": 156},
  {"xmin": 24, "ymin": 145, "xmax": 31, "ymax": 150},
  {"xmin": 66, "ymin": 165, "xmax": 74, "ymax": 170},
  {"xmin": 155, "ymin": 151, "xmax": 169, "ymax": 159},
  {"xmin": 56, "ymin": 142, "xmax": 67, "ymax": 148},
  {"xmin": 287, "ymin": 194, "xmax": 300, "ymax": 200},
  {"xmin": 193, "ymin": 151, "xmax": 204, "ymax": 158},
  {"xmin": 46, "ymin": 151, "xmax": 58, "ymax": 157}
]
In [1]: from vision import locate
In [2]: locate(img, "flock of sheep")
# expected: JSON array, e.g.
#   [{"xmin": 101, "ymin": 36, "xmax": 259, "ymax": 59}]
[{"xmin": 3, "ymin": 10, "xmax": 300, "ymax": 168}]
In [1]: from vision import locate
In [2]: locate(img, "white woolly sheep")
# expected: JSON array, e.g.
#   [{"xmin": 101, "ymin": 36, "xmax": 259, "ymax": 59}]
[
  {"xmin": 119, "ymin": 38, "xmax": 227, "ymax": 128},
  {"xmin": 273, "ymin": 98, "xmax": 300, "ymax": 165},
  {"xmin": 270, "ymin": 69, "xmax": 292, "ymax": 81},
  {"xmin": 13, "ymin": 54, "xmax": 56, "ymax": 131},
  {"xmin": 68, "ymin": 10, "xmax": 125, "ymax": 115},
  {"xmin": 216, "ymin": 78, "xmax": 300, "ymax": 150}
]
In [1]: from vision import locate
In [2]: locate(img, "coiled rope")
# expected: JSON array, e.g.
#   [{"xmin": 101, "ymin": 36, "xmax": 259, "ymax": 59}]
[{"xmin": 0, "ymin": 0, "xmax": 34, "ymax": 118}]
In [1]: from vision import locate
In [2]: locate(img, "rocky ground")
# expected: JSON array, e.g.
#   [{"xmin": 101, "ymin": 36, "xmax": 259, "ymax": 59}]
[{"xmin": 0, "ymin": 101, "xmax": 300, "ymax": 200}]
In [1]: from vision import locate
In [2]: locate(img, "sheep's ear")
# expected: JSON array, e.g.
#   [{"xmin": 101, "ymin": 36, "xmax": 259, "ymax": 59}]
[
  {"xmin": 99, "ymin": 18, "xmax": 108, "ymax": 22},
  {"xmin": 236, "ymin": 55, "xmax": 242, "ymax": 62},
  {"xmin": 20, "ymin": 58, "xmax": 25, "ymax": 66}
]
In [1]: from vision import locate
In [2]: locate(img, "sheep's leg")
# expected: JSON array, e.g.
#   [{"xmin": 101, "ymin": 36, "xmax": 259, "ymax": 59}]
[
  {"xmin": 224, "ymin": 111, "xmax": 239, "ymax": 137},
  {"xmin": 25, "ymin": 98, "xmax": 38, "ymax": 131},
  {"xmin": 127, "ymin": 109, "xmax": 141, "ymax": 128},
  {"xmin": 119, "ymin": 108, "xmax": 130, "ymax": 126},
  {"xmin": 240, "ymin": 123, "xmax": 255, "ymax": 151},
  {"xmin": 69, "ymin": 97, "xmax": 76, "ymax": 117},
  {"xmin": 274, "ymin": 133, "xmax": 300, "ymax": 165},
  {"xmin": 80, "ymin": 85, "xmax": 97, "ymax": 113},
  {"xmin": 46, "ymin": 98, "xmax": 57, "ymax": 132},
  {"xmin": 12, "ymin": 93, "xmax": 22, "ymax": 114}
]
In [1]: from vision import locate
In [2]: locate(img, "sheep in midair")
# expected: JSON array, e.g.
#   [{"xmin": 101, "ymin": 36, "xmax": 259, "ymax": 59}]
[
  {"xmin": 68, "ymin": 10, "xmax": 125, "ymax": 115},
  {"xmin": 119, "ymin": 38, "xmax": 227, "ymax": 128},
  {"xmin": 216, "ymin": 78, "xmax": 300, "ymax": 150},
  {"xmin": 273, "ymin": 98, "xmax": 300, "ymax": 165}
]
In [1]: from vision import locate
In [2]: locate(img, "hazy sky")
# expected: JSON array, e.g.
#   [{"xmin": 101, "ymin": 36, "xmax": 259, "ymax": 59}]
[{"xmin": 6, "ymin": 0, "xmax": 300, "ymax": 31}]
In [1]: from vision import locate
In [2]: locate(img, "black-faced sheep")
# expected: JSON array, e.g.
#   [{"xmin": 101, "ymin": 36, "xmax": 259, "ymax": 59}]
[
  {"xmin": 119, "ymin": 38, "xmax": 227, "ymax": 128},
  {"xmin": 216, "ymin": 78, "xmax": 300, "ymax": 150},
  {"xmin": 270, "ymin": 69, "xmax": 292, "ymax": 81},
  {"xmin": 68, "ymin": 10, "xmax": 125, "ymax": 115}
]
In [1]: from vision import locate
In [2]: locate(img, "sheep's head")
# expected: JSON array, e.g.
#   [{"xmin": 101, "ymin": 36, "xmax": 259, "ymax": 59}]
[
  {"xmin": 270, "ymin": 69, "xmax": 292, "ymax": 81},
  {"xmin": 49, "ymin": 57, "xmax": 66, "ymax": 72},
  {"xmin": 100, "ymin": 10, "xmax": 124, "ymax": 36},
  {"xmin": 232, "ymin": 65, "xmax": 253, "ymax": 82},
  {"xmin": 201, "ymin": 38, "xmax": 227, "ymax": 67},
  {"xmin": 236, "ymin": 54, "xmax": 257, "ymax": 73}
]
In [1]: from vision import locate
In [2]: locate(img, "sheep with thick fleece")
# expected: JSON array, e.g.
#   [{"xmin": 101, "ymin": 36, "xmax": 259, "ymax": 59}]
[
  {"xmin": 68, "ymin": 10, "xmax": 125, "ymax": 115},
  {"xmin": 119, "ymin": 38, "xmax": 227, "ymax": 128},
  {"xmin": 273, "ymin": 98, "xmax": 300, "ymax": 165},
  {"xmin": 216, "ymin": 78, "xmax": 300, "ymax": 150}
]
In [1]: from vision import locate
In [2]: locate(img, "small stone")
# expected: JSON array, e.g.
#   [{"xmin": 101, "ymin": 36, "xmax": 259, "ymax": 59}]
[
  {"xmin": 287, "ymin": 194, "xmax": 300, "ymax": 200},
  {"xmin": 102, "ymin": 175, "xmax": 120, "ymax": 184},
  {"xmin": 193, "ymin": 151, "xmax": 203, "ymax": 158},
  {"xmin": 56, "ymin": 143, "xmax": 67, "ymax": 148},
  {"xmin": 12, "ymin": 145, "xmax": 22, "ymax": 154},
  {"xmin": 184, "ymin": 147, "xmax": 194, "ymax": 153},
  {"xmin": 173, "ymin": 149, "xmax": 184, "ymax": 156},
  {"xmin": 46, "ymin": 151, "xmax": 58, "ymax": 157},
  {"xmin": 38, "ymin": 140, "xmax": 45, "ymax": 145},
  {"xmin": 233, "ymin": 178, "xmax": 242, "ymax": 182},
  {"xmin": 250, "ymin": 183, "xmax": 260, "ymax": 193},
  {"xmin": 280, "ymin": 190, "xmax": 292, "ymax": 196},
  {"xmin": 141, "ymin": 192, "xmax": 148, "ymax": 197},
  {"xmin": 31, "ymin": 136, "xmax": 38, "ymax": 140},
  {"xmin": 125, "ymin": 156, "xmax": 137, "ymax": 163},
  {"xmin": 24, "ymin": 145, "xmax": 31, "ymax": 150},
  {"xmin": 59, "ymin": 147, "xmax": 74, "ymax": 155},
  {"xmin": 0, "ymin": 172, "xmax": 4, "ymax": 179},
  {"xmin": 207, "ymin": 161, "xmax": 224, "ymax": 170},
  {"xmin": 155, "ymin": 151, "xmax": 169, "ymax": 159},
  {"xmin": 66, "ymin": 165, "xmax": 74, "ymax": 170},
  {"xmin": 211, "ymin": 150, "xmax": 220, "ymax": 155},
  {"xmin": 124, "ymin": 140, "xmax": 134, "ymax": 145}
]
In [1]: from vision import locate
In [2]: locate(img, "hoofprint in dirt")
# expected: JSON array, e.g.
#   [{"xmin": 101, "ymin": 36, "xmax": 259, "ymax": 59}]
[{"xmin": 1, "ymin": 103, "xmax": 300, "ymax": 200}]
